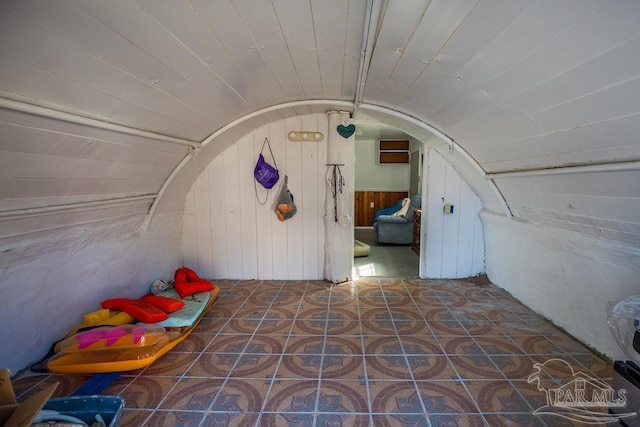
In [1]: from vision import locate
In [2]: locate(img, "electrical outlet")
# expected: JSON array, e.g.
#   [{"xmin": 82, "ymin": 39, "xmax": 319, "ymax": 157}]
[{"xmin": 370, "ymin": 202, "xmax": 374, "ymax": 208}]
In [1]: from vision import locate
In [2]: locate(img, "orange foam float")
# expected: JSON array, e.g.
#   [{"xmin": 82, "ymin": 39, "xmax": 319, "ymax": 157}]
[{"xmin": 47, "ymin": 286, "xmax": 219, "ymax": 374}]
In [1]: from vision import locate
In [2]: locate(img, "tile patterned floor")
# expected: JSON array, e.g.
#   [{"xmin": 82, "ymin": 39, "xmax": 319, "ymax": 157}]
[{"xmin": 13, "ymin": 279, "xmax": 619, "ymax": 426}]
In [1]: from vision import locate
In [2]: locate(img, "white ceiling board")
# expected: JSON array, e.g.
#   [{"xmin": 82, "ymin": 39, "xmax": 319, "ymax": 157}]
[
  {"xmin": 0, "ymin": 203, "xmax": 149, "ymax": 239},
  {"xmin": 0, "ymin": 121, "xmax": 180, "ymax": 211},
  {"xmin": 449, "ymin": 0, "xmax": 640, "ymax": 140},
  {"xmin": 105, "ymin": 155, "xmax": 163, "ymax": 179},
  {"xmin": 117, "ymin": 146, "xmax": 183, "ymax": 167},
  {"xmin": 68, "ymin": 160, "xmax": 123, "ymax": 182},
  {"xmin": 310, "ymin": 0, "xmax": 352, "ymax": 100},
  {"xmin": 0, "ymin": 122, "xmax": 186, "ymax": 163},
  {"xmin": 448, "ymin": 0, "xmax": 602, "ymax": 90},
  {"xmin": 0, "ymin": 54, "xmax": 204, "ymax": 140},
  {"xmin": 188, "ymin": 0, "xmax": 286, "ymax": 102},
  {"xmin": 151, "ymin": 150, "xmax": 188, "ymax": 167},
  {"xmin": 134, "ymin": 0, "xmax": 269, "ymax": 108},
  {"xmin": 0, "ymin": 0, "xmax": 639, "ymax": 243},
  {"xmin": 1, "ymin": 0, "xmax": 236, "ymax": 122},
  {"xmin": 222, "ymin": 0, "xmax": 306, "ymax": 100},
  {"xmin": 0, "ymin": 177, "xmax": 65, "ymax": 201},
  {"xmin": 245, "ymin": 113, "xmax": 278, "ymax": 131},
  {"xmin": 471, "ymin": 77, "xmax": 640, "ymax": 161},
  {"xmin": 292, "ymin": 105, "xmax": 313, "ymax": 116},
  {"xmin": 67, "ymin": 0, "xmax": 246, "ymax": 121},
  {"xmin": 364, "ymin": 0, "xmax": 431, "ymax": 103},
  {"xmin": 137, "ymin": 163, "xmax": 177, "ymax": 182},
  {"xmin": 341, "ymin": 0, "xmax": 367, "ymax": 100},
  {"xmin": 433, "ymin": 0, "xmax": 604, "ymax": 126},
  {"xmin": 479, "ymin": 115, "xmax": 640, "ymax": 173},
  {"xmin": 395, "ymin": 0, "xmax": 531, "ymax": 116},
  {"xmin": 0, "ymin": 151, "xmax": 79, "ymax": 179},
  {"xmin": 497, "ymin": 170, "xmax": 640, "ymax": 199},
  {"xmin": 0, "ymin": 108, "xmax": 187, "ymax": 163},
  {"xmin": 0, "ymin": 152, "xmax": 168, "ymax": 201},
  {"xmin": 380, "ymin": 0, "xmax": 478, "ymax": 106},
  {"xmin": 438, "ymin": 36, "xmax": 640, "ymax": 135},
  {"xmin": 270, "ymin": 0, "xmax": 322, "ymax": 99},
  {"xmin": 0, "ymin": 11, "xmax": 212, "ymax": 139},
  {"xmin": 497, "ymin": 172, "xmax": 640, "ymax": 231},
  {"xmin": 518, "ymin": 75, "xmax": 640, "ymax": 137},
  {"xmin": 413, "ymin": 0, "xmax": 530, "ymax": 74},
  {"xmin": 0, "ymin": 121, "xmax": 106, "ymax": 160},
  {"xmin": 504, "ymin": 39, "xmax": 640, "ymax": 119}
]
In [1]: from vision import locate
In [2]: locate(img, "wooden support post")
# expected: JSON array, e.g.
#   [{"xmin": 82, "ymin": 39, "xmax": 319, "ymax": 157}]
[{"xmin": 324, "ymin": 111, "xmax": 355, "ymax": 284}]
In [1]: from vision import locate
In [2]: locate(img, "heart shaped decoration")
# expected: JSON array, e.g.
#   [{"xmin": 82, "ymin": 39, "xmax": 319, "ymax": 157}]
[{"xmin": 337, "ymin": 124, "xmax": 356, "ymax": 139}]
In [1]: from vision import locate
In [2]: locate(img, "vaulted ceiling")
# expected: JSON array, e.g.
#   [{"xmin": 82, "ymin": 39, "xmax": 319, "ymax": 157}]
[{"xmin": 1, "ymin": 0, "xmax": 639, "ymax": 246}]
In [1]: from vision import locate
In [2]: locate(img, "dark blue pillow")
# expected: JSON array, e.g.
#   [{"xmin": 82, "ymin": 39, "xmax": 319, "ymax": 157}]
[{"xmin": 374, "ymin": 199, "xmax": 404, "ymax": 222}]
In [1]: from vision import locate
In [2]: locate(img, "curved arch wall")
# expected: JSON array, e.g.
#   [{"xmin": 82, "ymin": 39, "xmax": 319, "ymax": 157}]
[
  {"xmin": 1, "ymin": 0, "xmax": 639, "ymax": 377},
  {"xmin": 1, "ymin": 100, "xmax": 637, "ymax": 375},
  {"xmin": 180, "ymin": 112, "xmax": 486, "ymax": 281},
  {"xmin": 2, "ymin": 101, "xmax": 637, "ymax": 374}
]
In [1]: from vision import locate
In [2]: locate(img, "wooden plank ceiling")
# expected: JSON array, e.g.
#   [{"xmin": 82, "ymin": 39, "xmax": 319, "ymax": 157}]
[{"xmin": 0, "ymin": 0, "xmax": 638, "ymax": 243}]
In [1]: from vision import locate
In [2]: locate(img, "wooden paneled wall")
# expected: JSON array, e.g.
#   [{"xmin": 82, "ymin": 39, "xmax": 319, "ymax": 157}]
[{"xmin": 354, "ymin": 191, "xmax": 409, "ymax": 227}]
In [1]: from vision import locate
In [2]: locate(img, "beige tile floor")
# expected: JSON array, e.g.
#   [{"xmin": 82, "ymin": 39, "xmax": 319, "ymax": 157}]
[{"xmin": 13, "ymin": 278, "xmax": 622, "ymax": 426}]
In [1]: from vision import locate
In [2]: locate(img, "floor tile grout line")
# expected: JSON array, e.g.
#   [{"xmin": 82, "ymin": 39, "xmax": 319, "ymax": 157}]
[
  {"xmin": 353, "ymin": 280, "xmax": 374, "ymax": 419},
  {"xmin": 402, "ymin": 280, "xmax": 486, "ymax": 417},
  {"xmin": 115, "ymin": 328, "xmax": 212, "ymax": 421},
  {"xmin": 312, "ymin": 281, "xmax": 335, "ymax": 422},
  {"xmin": 441, "ymin": 325, "xmax": 504, "ymax": 416},
  {"xmin": 201, "ymin": 279, "xmax": 265, "ymax": 427},
  {"xmin": 400, "ymin": 279, "xmax": 448, "ymax": 355},
  {"xmin": 411, "ymin": 288, "xmax": 482, "ymax": 426},
  {"xmin": 434, "ymin": 284, "xmax": 555, "ymax": 418},
  {"xmin": 19, "ymin": 278, "xmax": 616, "ymax": 426},
  {"xmin": 255, "ymin": 280, "xmax": 312, "ymax": 423},
  {"xmin": 203, "ymin": 280, "xmax": 286, "ymax": 415},
  {"xmin": 380, "ymin": 281, "xmax": 432, "ymax": 421}
]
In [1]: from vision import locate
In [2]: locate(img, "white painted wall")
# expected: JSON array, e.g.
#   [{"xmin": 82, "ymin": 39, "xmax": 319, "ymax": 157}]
[
  {"xmin": 483, "ymin": 210, "xmax": 640, "ymax": 361},
  {"xmin": 182, "ymin": 114, "xmax": 328, "ymax": 280},
  {"xmin": 0, "ymin": 215, "xmax": 181, "ymax": 375},
  {"xmin": 422, "ymin": 148, "xmax": 485, "ymax": 279},
  {"xmin": 183, "ymin": 117, "xmax": 486, "ymax": 282},
  {"xmin": 354, "ymin": 139, "xmax": 410, "ymax": 191}
]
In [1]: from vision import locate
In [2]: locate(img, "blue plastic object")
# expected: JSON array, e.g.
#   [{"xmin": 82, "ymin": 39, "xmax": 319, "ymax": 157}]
[
  {"xmin": 72, "ymin": 372, "xmax": 121, "ymax": 396},
  {"xmin": 43, "ymin": 395, "xmax": 124, "ymax": 427}
]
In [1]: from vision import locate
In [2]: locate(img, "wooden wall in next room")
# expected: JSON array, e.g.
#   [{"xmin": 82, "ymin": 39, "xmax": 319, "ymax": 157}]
[{"xmin": 354, "ymin": 191, "xmax": 409, "ymax": 227}]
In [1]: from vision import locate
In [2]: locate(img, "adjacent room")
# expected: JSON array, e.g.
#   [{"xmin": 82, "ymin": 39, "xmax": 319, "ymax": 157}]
[
  {"xmin": 353, "ymin": 121, "xmax": 422, "ymax": 279},
  {"xmin": 1, "ymin": 1, "xmax": 639, "ymax": 426}
]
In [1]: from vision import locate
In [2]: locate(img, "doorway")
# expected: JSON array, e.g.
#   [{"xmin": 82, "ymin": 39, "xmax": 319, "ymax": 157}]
[
  {"xmin": 352, "ymin": 122, "xmax": 421, "ymax": 279},
  {"xmin": 353, "ymin": 227, "xmax": 419, "ymax": 278}
]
